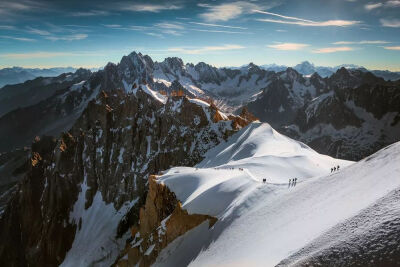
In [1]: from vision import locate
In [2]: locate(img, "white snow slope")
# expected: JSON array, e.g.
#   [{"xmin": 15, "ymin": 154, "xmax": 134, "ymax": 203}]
[{"xmin": 154, "ymin": 122, "xmax": 400, "ymax": 267}]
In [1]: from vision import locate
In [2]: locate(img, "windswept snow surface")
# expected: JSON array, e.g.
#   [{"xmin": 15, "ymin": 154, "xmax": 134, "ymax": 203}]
[{"xmin": 155, "ymin": 123, "xmax": 400, "ymax": 267}]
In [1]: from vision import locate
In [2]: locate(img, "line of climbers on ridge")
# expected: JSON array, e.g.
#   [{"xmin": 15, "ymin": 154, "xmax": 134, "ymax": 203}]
[
  {"xmin": 331, "ymin": 165, "xmax": 340, "ymax": 173},
  {"xmin": 208, "ymin": 167, "xmax": 245, "ymax": 171}
]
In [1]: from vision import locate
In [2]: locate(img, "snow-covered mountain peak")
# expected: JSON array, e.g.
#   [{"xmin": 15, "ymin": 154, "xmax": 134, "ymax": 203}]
[
  {"xmin": 294, "ymin": 61, "xmax": 316, "ymax": 75},
  {"xmin": 195, "ymin": 122, "xmax": 349, "ymax": 181}
]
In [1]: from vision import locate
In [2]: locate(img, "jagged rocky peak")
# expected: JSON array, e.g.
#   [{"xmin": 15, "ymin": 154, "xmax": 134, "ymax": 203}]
[
  {"xmin": 119, "ymin": 51, "xmax": 154, "ymax": 83},
  {"xmin": 246, "ymin": 62, "xmax": 264, "ymax": 75},
  {"xmin": 329, "ymin": 67, "xmax": 384, "ymax": 90},
  {"xmin": 336, "ymin": 66, "xmax": 351, "ymax": 77},
  {"xmin": 74, "ymin": 67, "xmax": 92, "ymax": 77},
  {"xmin": 194, "ymin": 62, "xmax": 223, "ymax": 83},
  {"xmin": 121, "ymin": 51, "xmax": 154, "ymax": 70},
  {"xmin": 281, "ymin": 67, "xmax": 303, "ymax": 82},
  {"xmin": 159, "ymin": 57, "xmax": 184, "ymax": 72},
  {"xmin": 247, "ymin": 62, "xmax": 259, "ymax": 70}
]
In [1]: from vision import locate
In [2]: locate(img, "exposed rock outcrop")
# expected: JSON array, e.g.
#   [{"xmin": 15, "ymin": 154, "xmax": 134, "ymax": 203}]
[{"xmin": 116, "ymin": 175, "xmax": 216, "ymax": 267}]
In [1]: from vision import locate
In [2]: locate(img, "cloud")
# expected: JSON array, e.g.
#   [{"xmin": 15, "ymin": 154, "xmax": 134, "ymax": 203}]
[
  {"xmin": 70, "ymin": 10, "xmax": 111, "ymax": 17},
  {"xmin": 121, "ymin": 3, "xmax": 182, "ymax": 13},
  {"xmin": 386, "ymin": 0, "xmax": 400, "ymax": 7},
  {"xmin": 0, "ymin": 1, "xmax": 41, "ymax": 13},
  {"xmin": 154, "ymin": 23, "xmax": 184, "ymax": 36},
  {"xmin": 0, "ymin": 52, "xmax": 74, "ymax": 59},
  {"xmin": 162, "ymin": 30, "xmax": 182, "ymax": 36},
  {"xmin": 199, "ymin": 1, "xmax": 263, "ymax": 22},
  {"xmin": 102, "ymin": 22, "xmax": 185, "ymax": 36},
  {"xmin": 128, "ymin": 25, "xmax": 151, "ymax": 31},
  {"xmin": 103, "ymin": 24, "xmax": 122, "ymax": 28},
  {"xmin": 0, "ymin": 25, "xmax": 16, "ymax": 30},
  {"xmin": 267, "ymin": 43, "xmax": 309, "ymax": 50},
  {"xmin": 26, "ymin": 25, "xmax": 88, "ymax": 41},
  {"xmin": 257, "ymin": 18, "xmax": 360, "ymax": 27},
  {"xmin": 26, "ymin": 26, "xmax": 51, "ymax": 36},
  {"xmin": 364, "ymin": 3, "xmax": 383, "ymax": 10},
  {"xmin": 363, "ymin": 1, "xmax": 400, "ymax": 11},
  {"xmin": 155, "ymin": 23, "xmax": 184, "ymax": 30},
  {"xmin": 146, "ymin": 32, "xmax": 164, "ymax": 38},
  {"xmin": 189, "ymin": 22, "xmax": 247, "ymax": 30},
  {"xmin": 380, "ymin": 18, "xmax": 400, "ymax": 27},
  {"xmin": 0, "ymin": 0, "xmax": 46, "ymax": 19},
  {"xmin": 192, "ymin": 29, "xmax": 250, "ymax": 34},
  {"xmin": 254, "ymin": 10, "xmax": 360, "ymax": 27},
  {"xmin": 383, "ymin": 46, "xmax": 400, "ymax": 50},
  {"xmin": 313, "ymin": 47, "xmax": 355, "ymax": 53},
  {"xmin": 45, "ymin": 34, "xmax": 88, "ymax": 41},
  {"xmin": 168, "ymin": 44, "xmax": 245, "ymax": 54},
  {"xmin": 254, "ymin": 10, "xmax": 314, "ymax": 23},
  {"xmin": 0, "ymin": 35, "xmax": 35, "ymax": 42},
  {"xmin": 333, "ymin": 40, "xmax": 390, "ymax": 45}
]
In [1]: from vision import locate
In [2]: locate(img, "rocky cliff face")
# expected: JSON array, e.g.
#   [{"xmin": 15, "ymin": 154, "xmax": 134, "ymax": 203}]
[
  {"xmin": 116, "ymin": 175, "xmax": 216, "ymax": 267},
  {"xmin": 0, "ymin": 85, "xmax": 254, "ymax": 266}
]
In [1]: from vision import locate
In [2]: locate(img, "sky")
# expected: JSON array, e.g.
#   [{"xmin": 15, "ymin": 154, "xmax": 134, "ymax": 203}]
[{"xmin": 0, "ymin": 0, "xmax": 399, "ymax": 71}]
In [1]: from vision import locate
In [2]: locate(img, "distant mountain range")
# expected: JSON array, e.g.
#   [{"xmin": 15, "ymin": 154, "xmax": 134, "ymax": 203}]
[
  {"xmin": 262, "ymin": 61, "xmax": 400, "ymax": 81},
  {"xmin": 0, "ymin": 67, "xmax": 76, "ymax": 88},
  {"xmin": 0, "ymin": 53, "xmax": 399, "ymax": 161},
  {"xmin": 1, "ymin": 62, "xmax": 399, "ymax": 89}
]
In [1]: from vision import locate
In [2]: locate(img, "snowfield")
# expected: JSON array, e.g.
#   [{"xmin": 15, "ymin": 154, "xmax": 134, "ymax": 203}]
[{"xmin": 154, "ymin": 122, "xmax": 400, "ymax": 267}]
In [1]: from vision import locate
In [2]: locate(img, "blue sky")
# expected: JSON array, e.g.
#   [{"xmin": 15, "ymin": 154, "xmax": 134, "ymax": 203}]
[{"xmin": 0, "ymin": 0, "xmax": 399, "ymax": 70}]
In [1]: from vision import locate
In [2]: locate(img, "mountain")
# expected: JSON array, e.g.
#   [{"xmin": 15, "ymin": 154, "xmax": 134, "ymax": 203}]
[
  {"xmin": 0, "ymin": 79, "xmax": 255, "ymax": 266},
  {"xmin": 260, "ymin": 63, "xmax": 288, "ymax": 73},
  {"xmin": 293, "ymin": 61, "xmax": 335, "ymax": 77},
  {"xmin": 246, "ymin": 67, "xmax": 400, "ymax": 160},
  {"xmin": 0, "ymin": 52, "xmax": 263, "ymax": 205},
  {"xmin": 0, "ymin": 52, "xmax": 398, "ymax": 191},
  {"xmin": 0, "ymin": 68, "xmax": 91, "ymax": 117},
  {"xmin": 0, "ymin": 51, "xmax": 398, "ymax": 166},
  {"xmin": 0, "ymin": 69, "xmax": 94, "ymax": 152},
  {"xmin": 0, "ymin": 50, "xmax": 399, "ymax": 266},
  {"xmin": 369, "ymin": 69, "xmax": 400, "ymax": 81},
  {"xmin": 260, "ymin": 61, "xmax": 400, "ymax": 81},
  {"xmin": 0, "ymin": 67, "xmax": 76, "ymax": 88},
  {"xmin": 115, "ymin": 123, "xmax": 400, "ymax": 266}
]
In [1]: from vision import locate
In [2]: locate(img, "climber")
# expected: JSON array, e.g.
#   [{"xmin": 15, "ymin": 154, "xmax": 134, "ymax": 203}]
[
  {"xmin": 337, "ymin": 165, "xmax": 340, "ymax": 171},
  {"xmin": 263, "ymin": 178, "xmax": 266, "ymax": 183},
  {"xmin": 289, "ymin": 179, "xmax": 291, "ymax": 186},
  {"xmin": 334, "ymin": 166, "xmax": 336, "ymax": 171},
  {"xmin": 331, "ymin": 167, "xmax": 333, "ymax": 173}
]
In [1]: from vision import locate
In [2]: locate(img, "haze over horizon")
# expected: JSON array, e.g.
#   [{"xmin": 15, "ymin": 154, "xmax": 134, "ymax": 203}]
[{"xmin": 0, "ymin": 0, "xmax": 400, "ymax": 71}]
